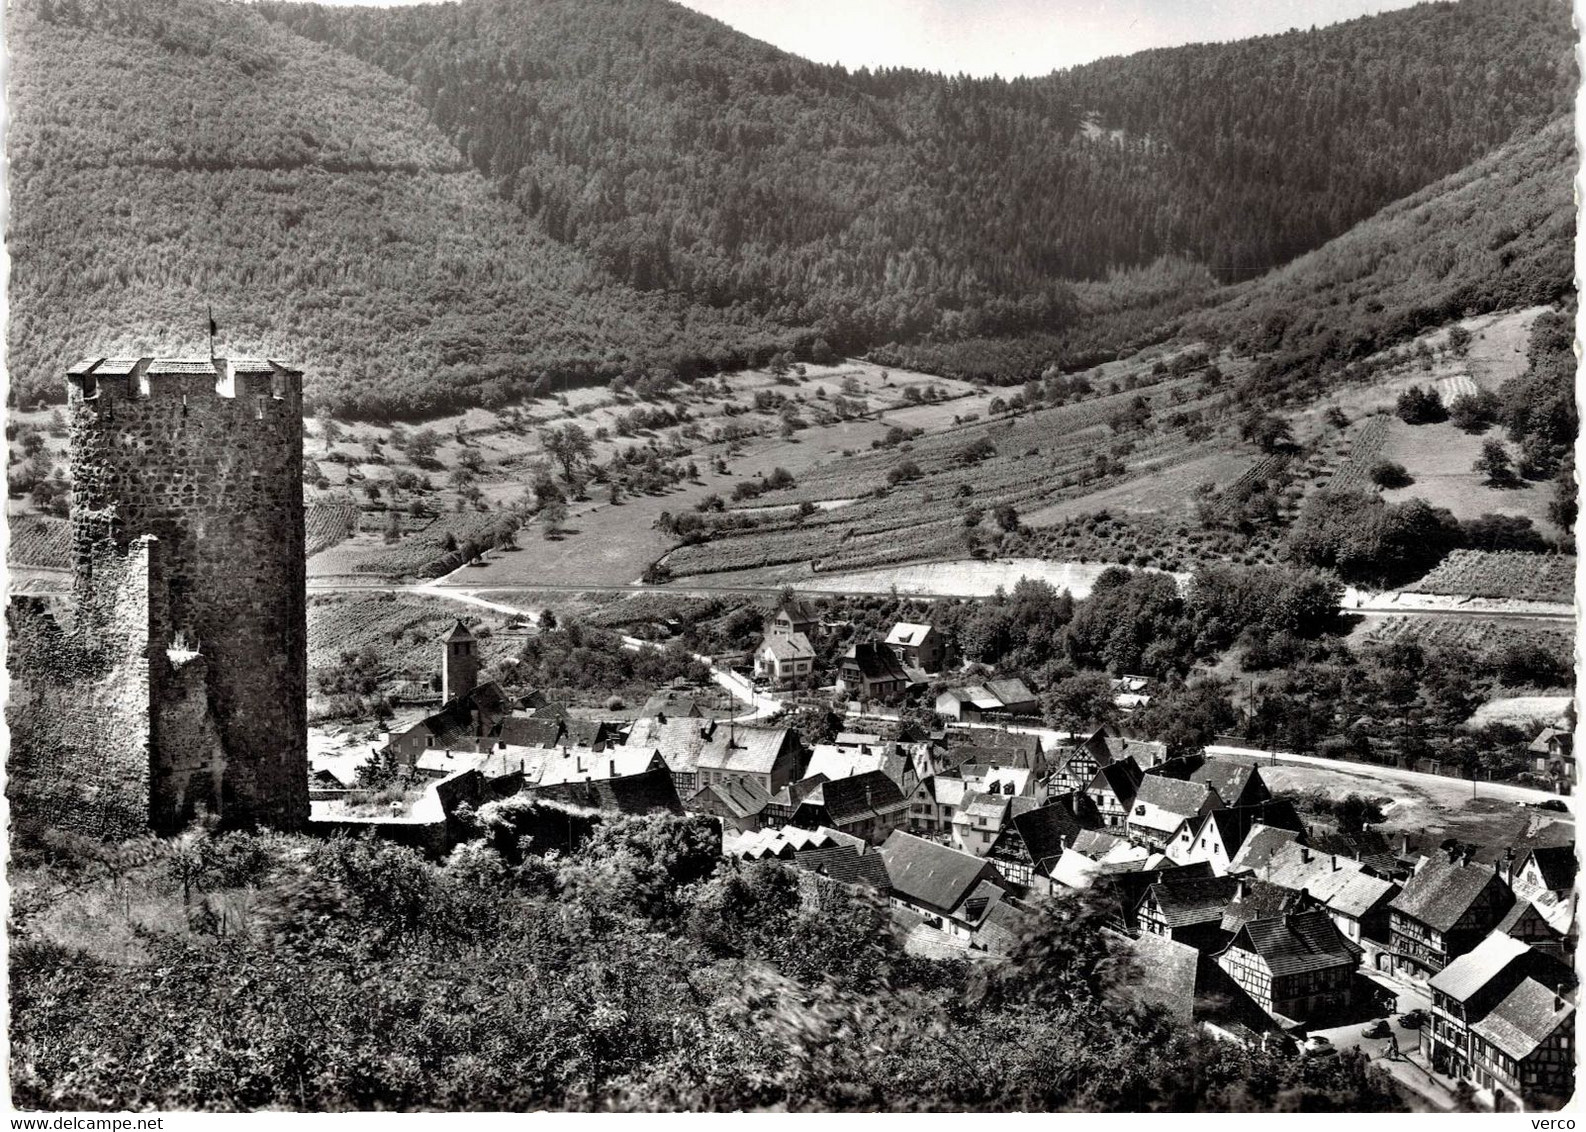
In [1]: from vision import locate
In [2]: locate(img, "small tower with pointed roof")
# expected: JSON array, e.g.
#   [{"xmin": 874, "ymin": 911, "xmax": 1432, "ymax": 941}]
[{"xmin": 442, "ymin": 619, "xmax": 479, "ymax": 704}]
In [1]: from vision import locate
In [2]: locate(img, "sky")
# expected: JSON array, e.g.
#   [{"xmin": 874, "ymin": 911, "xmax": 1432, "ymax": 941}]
[
  {"xmin": 302, "ymin": 0, "xmax": 1436, "ymax": 78},
  {"xmin": 671, "ymin": 0, "xmax": 1430, "ymax": 78}
]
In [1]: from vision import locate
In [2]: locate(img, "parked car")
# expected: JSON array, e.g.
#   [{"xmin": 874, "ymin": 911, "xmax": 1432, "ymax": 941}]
[
  {"xmin": 1363, "ymin": 1019, "xmax": 1392, "ymax": 1039},
  {"xmin": 1399, "ymin": 1009, "xmax": 1427, "ymax": 1029},
  {"xmin": 1301, "ymin": 1035, "xmax": 1336, "ymax": 1057},
  {"xmin": 1529, "ymin": 799, "xmax": 1569, "ymax": 813}
]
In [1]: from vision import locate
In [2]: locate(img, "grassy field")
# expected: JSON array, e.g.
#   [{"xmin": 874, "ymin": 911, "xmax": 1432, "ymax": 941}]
[
  {"xmin": 1405, "ymin": 549, "xmax": 1575, "ymax": 603},
  {"xmin": 1377, "ymin": 420, "xmax": 1557, "ymax": 534}
]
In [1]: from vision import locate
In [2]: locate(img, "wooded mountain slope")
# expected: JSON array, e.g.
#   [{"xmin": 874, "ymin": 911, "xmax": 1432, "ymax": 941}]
[
  {"xmin": 5, "ymin": 0, "xmax": 795, "ymax": 416},
  {"xmin": 262, "ymin": 0, "xmax": 1571, "ymax": 344}
]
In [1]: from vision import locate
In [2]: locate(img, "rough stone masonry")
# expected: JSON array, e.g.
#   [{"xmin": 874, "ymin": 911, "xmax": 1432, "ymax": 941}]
[{"xmin": 7, "ymin": 356, "xmax": 309, "ymax": 835}]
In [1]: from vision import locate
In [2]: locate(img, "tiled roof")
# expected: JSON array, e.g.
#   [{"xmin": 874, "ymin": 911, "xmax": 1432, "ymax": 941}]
[
  {"xmin": 885, "ymin": 622, "xmax": 935, "ymax": 647},
  {"xmin": 1428, "ymin": 932, "xmax": 1532, "ymax": 1001},
  {"xmin": 1123, "ymin": 931, "xmax": 1200, "ymax": 1025},
  {"xmin": 442, "ymin": 619, "xmax": 474, "ymax": 642},
  {"xmin": 1070, "ymin": 828, "xmax": 1129, "ymax": 858},
  {"xmin": 813, "ymin": 770, "xmax": 909, "ymax": 824},
  {"xmin": 1190, "ymin": 761, "xmax": 1265, "ymax": 807},
  {"xmin": 805, "ymin": 744, "xmax": 887, "ymax": 782},
  {"xmin": 1143, "ymin": 876, "xmax": 1239, "ymax": 927},
  {"xmin": 698, "ymin": 726, "xmax": 791, "ymax": 776},
  {"xmin": 1390, "ymin": 856, "xmax": 1509, "ymax": 933},
  {"xmin": 775, "ymin": 601, "xmax": 818, "ymax": 625},
  {"xmin": 1261, "ymin": 842, "xmax": 1399, "ymax": 918},
  {"xmin": 1221, "ymin": 878, "xmax": 1300, "ymax": 932},
  {"xmin": 1231, "ymin": 909, "xmax": 1359, "ymax": 976},
  {"xmin": 835, "ymin": 732, "xmax": 884, "ymax": 747},
  {"xmin": 95, "ymin": 358, "xmax": 142, "ymax": 376},
  {"xmin": 1496, "ymin": 900, "xmax": 1564, "ymax": 941},
  {"xmin": 230, "ymin": 358, "xmax": 279, "ymax": 375},
  {"xmin": 974, "ymin": 894, "xmax": 1029, "ymax": 955},
  {"xmin": 794, "ymin": 844, "xmax": 891, "ymax": 890},
  {"xmin": 560, "ymin": 719, "xmax": 612, "ymax": 749},
  {"xmin": 761, "ymin": 632, "xmax": 815, "ymax": 660},
  {"xmin": 637, "ymin": 689, "xmax": 705, "ymax": 719},
  {"xmin": 879, "ymin": 831, "xmax": 1000, "ymax": 914},
  {"xmin": 689, "ymin": 776, "xmax": 772, "ymax": 819},
  {"xmin": 1470, "ymin": 978, "xmax": 1575, "ymax": 1060},
  {"xmin": 843, "ymin": 640, "xmax": 910, "ymax": 681},
  {"xmin": 526, "ymin": 766, "xmax": 682, "ymax": 815},
  {"xmin": 406, "ymin": 681, "xmax": 512, "ymax": 750},
  {"xmin": 1013, "ymin": 795, "xmax": 1101, "ymax": 865},
  {"xmin": 497, "ymin": 716, "xmax": 562, "ymax": 748},
  {"xmin": 960, "ymin": 729, "xmax": 1043, "ymax": 756},
  {"xmin": 623, "ymin": 716, "xmax": 717, "ymax": 774},
  {"xmin": 1130, "ymin": 775, "xmax": 1214, "ymax": 834},
  {"xmin": 1088, "ymin": 757, "xmax": 1144, "ymax": 800},
  {"xmin": 1227, "ymin": 823, "xmax": 1303, "ymax": 875},
  {"xmin": 147, "ymin": 358, "xmax": 220, "ymax": 375},
  {"xmin": 984, "ymin": 677, "xmax": 1037, "ymax": 705},
  {"xmin": 1522, "ymin": 844, "xmax": 1578, "ymax": 892}
]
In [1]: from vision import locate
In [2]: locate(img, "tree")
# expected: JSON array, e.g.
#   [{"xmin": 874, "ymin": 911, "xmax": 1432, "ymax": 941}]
[
  {"xmin": 1472, "ymin": 438, "xmax": 1514, "ymax": 484},
  {"xmin": 1042, "ymin": 672, "xmax": 1117, "ymax": 737},
  {"xmin": 539, "ymin": 495, "xmax": 569, "ymax": 537},
  {"xmin": 994, "ymin": 503, "xmax": 1020, "ymax": 532},
  {"xmin": 541, "ymin": 424, "xmax": 594, "ymax": 484},
  {"xmin": 1448, "ymin": 390, "xmax": 1499, "ymax": 432},
  {"xmin": 1239, "ymin": 412, "xmax": 1292, "ymax": 452},
  {"xmin": 1368, "ymin": 459, "xmax": 1411, "ymax": 488},
  {"xmin": 1395, "ymin": 386, "xmax": 1445, "ymax": 424}
]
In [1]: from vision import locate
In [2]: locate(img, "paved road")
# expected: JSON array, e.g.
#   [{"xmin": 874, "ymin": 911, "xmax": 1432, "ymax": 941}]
[
  {"xmin": 305, "ymin": 575, "xmax": 1574, "ymax": 622},
  {"xmin": 1207, "ymin": 743, "xmax": 1566, "ymax": 808}
]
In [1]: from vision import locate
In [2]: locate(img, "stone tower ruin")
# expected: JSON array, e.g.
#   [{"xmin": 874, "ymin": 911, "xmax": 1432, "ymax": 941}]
[
  {"xmin": 441, "ymin": 619, "xmax": 479, "ymax": 703},
  {"xmin": 8, "ymin": 356, "xmax": 310, "ymax": 835}
]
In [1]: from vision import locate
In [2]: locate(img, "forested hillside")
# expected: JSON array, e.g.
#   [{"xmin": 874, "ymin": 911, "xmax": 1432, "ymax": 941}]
[
  {"xmin": 5, "ymin": 0, "xmax": 796, "ymax": 416},
  {"xmin": 7, "ymin": 0, "xmax": 1573, "ymax": 418},
  {"xmin": 263, "ymin": 0, "xmax": 1570, "ymax": 346}
]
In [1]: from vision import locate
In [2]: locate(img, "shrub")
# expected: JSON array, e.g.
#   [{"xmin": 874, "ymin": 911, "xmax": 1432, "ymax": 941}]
[{"xmin": 1368, "ymin": 459, "xmax": 1412, "ymax": 488}]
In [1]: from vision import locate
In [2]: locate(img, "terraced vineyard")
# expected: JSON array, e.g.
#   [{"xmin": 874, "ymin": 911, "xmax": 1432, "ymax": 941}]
[
  {"xmin": 308, "ymin": 592, "xmax": 519, "ymax": 675},
  {"xmin": 1368, "ymin": 614, "xmax": 1573, "ymax": 660},
  {"xmin": 1406, "ymin": 549, "xmax": 1576, "ymax": 603},
  {"xmin": 8, "ymin": 514, "xmax": 70, "ymax": 568},
  {"xmin": 1325, "ymin": 413, "xmax": 1392, "ymax": 492},
  {"xmin": 305, "ymin": 502, "xmax": 360, "ymax": 557}
]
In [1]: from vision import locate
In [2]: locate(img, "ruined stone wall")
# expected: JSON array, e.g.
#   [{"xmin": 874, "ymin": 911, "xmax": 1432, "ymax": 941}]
[
  {"xmin": 67, "ymin": 358, "xmax": 308, "ymax": 829},
  {"xmin": 5, "ymin": 539, "xmax": 157, "ymax": 839}
]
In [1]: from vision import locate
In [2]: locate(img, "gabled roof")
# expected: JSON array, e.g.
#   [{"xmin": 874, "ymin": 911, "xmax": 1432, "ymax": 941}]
[
  {"xmin": 495, "ymin": 716, "xmax": 563, "ymax": 748},
  {"xmin": 442, "ymin": 619, "xmax": 474, "ymax": 642},
  {"xmin": 1227, "ymin": 824, "xmax": 1303, "ymax": 875},
  {"xmin": 809, "ymin": 770, "xmax": 909, "ymax": 825},
  {"xmin": 1142, "ymin": 876, "xmax": 1240, "ymax": 927},
  {"xmin": 1429, "ymin": 931, "xmax": 1534, "ymax": 1001},
  {"xmin": 688, "ymin": 776, "xmax": 772, "ymax": 820},
  {"xmin": 805, "ymin": 744, "xmax": 886, "ymax": 783},
  {"xmin": 879, "ymin": 831, "xmax": 1001, "ymax": 914},
  {"xmin": 1086, "ymin": 757, "xmax": 1144, "ymax": 800},
  {"xmin": 794, "ymin": 843, "xmax": 891, "ymax": 890},
  {"xmin": 623, "ymin": 716, "xmax": 720, "ymax": 775},
  {"xmin": 843, "ymin": 640, "xmax": 911, "ymax": 682},
  {"xmin": 1013, "ymin": 794, "xmax": 1103, "ymax": 866},
  {"xmin": 1520, "ymin": 844, "xmax": 1578, "ymax": 893},
  {"xmin": 1190, "ymin": 761, "xmax": 1267, "ymax": 807},
  {"xmin": 885, "ymin": 622, "xmax": 936, "ymax": 647},
  {"xmin": 637, "ymin": 688, "xmax": 706, "ymax": 720},
  {"xmin": 1070, "ymin": 828, "xmax": 1130, "ymax": 858},
  {"xmin": 760, "ymin": 632, "xmax": 815, "ymax": 661},
  {"xmin": 1122, "ymin": 931, "xmax": 1201, "ymax": 1026},
  {"xmin": 1390, "ymin": 856, "xmax": 1510, "ymax": 933},
  {"xmin": 1496, "ymin": 900, "xmax": 1565, "ymax": 942},
  {"xmin": 984, "ymin": 677, "xmax": 1037, "ymax": 705},
  {"xmin": 1113, "ymin": 862, "xmax": 1216, "ymax": 924},
  {"xmin": 698, "ymin": 726, "xmax": 792, "ymax": 776},
  {"xmin": 835, "ymin": 731, "xmax": 883, "ymax": 747},
  {"xmin": 560, "ymin": 719, "xmax": 612, "ymax": 749},
  {"xmin": 525, "ymin": 765, "xmax": 682, "ymax": 815},
  {"xmin": 1221, "ymin": 878, "xmax": 1301, "ymax": 932},
  {"xmin": 1470, "ymin": 978, "xmax": 1575, "ymax": 1061},
  {"xmin": 405, "ymin": 680, "xmax": 511, "ymax": 749},
  {"xmin": 1527, "ymin": 727, "xmax": 1572, "ymax": 755},
  {"xmin": 1228, "ymin": 909, "xmax": 1360, "ymax": 976},
  {"xmin": 774, "ymin": 601, "xmax": 819, "ymax": 626},
  {"xmin": 1130, "ymin": 775, "xmax": 1215, "ymax": 834}
]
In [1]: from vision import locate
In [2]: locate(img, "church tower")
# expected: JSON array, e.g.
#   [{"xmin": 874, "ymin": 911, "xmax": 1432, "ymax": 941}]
[{"xmin": 442, "ymin": 619, "xmax": 479, "ymax": 703}]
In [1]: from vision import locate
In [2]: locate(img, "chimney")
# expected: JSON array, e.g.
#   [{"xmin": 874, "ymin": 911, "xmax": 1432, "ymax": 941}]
[
  {"xmin": 1331, "ymin": 854, "xmax": 1339, "ymax": 872},
  {"xmin": 1556, "ymin": 992, "xmax": 1565, "ymax": 1013},
  {"xmin": 1301, "ymin": 846, "xmax": 1311, "ymax": 864},
  {"xmin": 657, "ymin": 710, "xmax": 668, "ymax": 724},
  {"xmin": 1234, "ymin": 878, "xmax": 1247, "ymax": 902},
  {"xmin": 1400, "ymin": 832, "xmax": 1411, "ymax": 856}
]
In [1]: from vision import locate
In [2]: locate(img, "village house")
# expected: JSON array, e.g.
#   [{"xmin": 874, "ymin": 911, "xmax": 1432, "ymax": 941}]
[
  {"xmin": 1166, "ymin": 801, "xmax": 1301, "ymax": 875},
  {"xmin": 383, "ymin": 680, "xmax": 516, "ymax": 766},
  {"xmin": 1526, "ymin": 725, "xmax": 1573, "ymax": 785},
  {"xmin": 1214, "ymin": 909, "xmax": 1361, "ymax": 1026},
  {"xmin": 838, "ymin": 639, "xmax": 911, "ymax": 701},
  {"xmin": 1509, "ymin": 844, "xmax": 1577, "ymax": 907},
  {"xmin": 1136, "ymin": 875, "xmax": 1240, "ymax": 950},
  {"xmin": 908, "ymin": 773, "xmax": 968, "ymax": 838},
  {"xmin": 696, "ymin": 725, "xmax": 799, "ymax": 795},
  {"xmin": 787, "ymin": 769, "xmax": 911, "ymax": 845},
  {"xmin": 1052, "ymin": 729, "xmax": 1166, "ymax": 794},
  {"xmin": 1469, "ymin": 978, "xmax": 1577, "ymax": 1109},
  {"xmin": 804, "ymin": 742, "xmax": 919, "ymax": 796},
  {"xmin": 1084, "ymin": 757, "xmax": 1144, "ymax": 830},
  {"xmin": 1495, "ymin": 901, "xmax": 1572, "ymax": 962},
  {"xmin": 1258, "ymin": 841, "xmax": 1401, "ymax": 944},
  {"xmin": 951, "ymin": 729, "xmax": 1048, "ymax": 777},
  {"xmin": 758, "ymin": 775, "xmax": 829, "ymax": 829},
  {"xmin": 884, "ymin": 621, "xmax": 944, "ymax": 673},
  {"xmin": 1126, "ymin": 774, "xmax": 1219, "ymax": 850},
  {"xmin": 623, "ymin": 715, "xmax": 722, "ymax": 796},
  {"xmin": 753, "ymin": 631, "xmax": 816, "ymax": 688},
  {"xmin": 1388, "ymin": 853, "xmax": 1515, "ymax": 979},
  {"xmin": 951, "ymin": 792, "xmax": 1015, "ymax": 857},
  {"xmin": 767, "ymin": 601, "xmax": 819, "ymax": 640},
  {"xmin": 1226, "ymin": 824, "xmax": 1303, "ymax": 875},
  {"xmin": 876, "ymin": 831, "xmax": 1012, "ymax": 940},
  {"xmin": 934, "ymin": 678, "xmax": 1039, "ymax": 723},
  {"xmin": 686, "ymin": 776, "xmax": 772, "ymax": 834}
]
